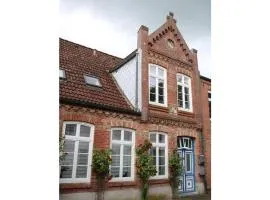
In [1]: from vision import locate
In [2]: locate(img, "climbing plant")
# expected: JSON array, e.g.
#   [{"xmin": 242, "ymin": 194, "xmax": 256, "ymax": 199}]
[
  {"xmin": 92, "ymin": 148, "xmax": 112, "ymax": 200},
  {"xmin": 169, "ymin": 149, "xmax": 183, "ymax": 200},
  {"xmin": 136, "ymin": 140, "xmax": 157, "ymax": 200}
]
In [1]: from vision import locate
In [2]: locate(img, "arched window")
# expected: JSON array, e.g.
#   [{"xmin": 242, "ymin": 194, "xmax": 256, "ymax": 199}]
[{"xmin": 60, "ymin": 122, "xmax": 95, "ymax": 183}]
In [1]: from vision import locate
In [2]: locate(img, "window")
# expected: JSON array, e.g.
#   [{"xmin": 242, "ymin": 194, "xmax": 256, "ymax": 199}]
[
  {"xmin": 110, "ymin": 128, "xmax": 135, "ymax": 181},
  {"xmin": 149, "ymin": 64, "xmax": 167, "ymax": 106},
  {"xmin": 177, "ymin": 137, "xmax": 192, "ymax": 149},
  {"xmin": 208, "ymin": 91, "xmax": 211, "ymax": 118},
  {"xmin": 177, "ymin": 74, "xmax": 192, "ymax": 112},
  {"xmin": 84, "ymin": 75, "xmax": 102, "ymax": 87},
  {"xmin": 149, "ymin": 132, "xmax": 168, "ymax": 178},
  {"xmin": 59, "ymin": 69, "xmax": 66, "ymax": 79},
  {"xmin": 60, "ymin": 122, "xmax": 94, "ymax": 183}
]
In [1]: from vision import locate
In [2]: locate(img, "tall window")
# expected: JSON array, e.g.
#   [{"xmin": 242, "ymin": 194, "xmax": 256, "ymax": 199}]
[
  {"xmin": 110, "ymin": 128, "xmax": 135, "ymax": 181},
  {"xmin": 208, "ymin": 90, "xmax": 211, "ymax": 118},
  {"xmin": 149, "ymin": 132, "xmax": 168, "ymax": 178},
  {"xmin": 149, "ymin": 64, "xmax": 167, "ymax": 106},
  {"xmin": 60, "ymin": 122, "xmax": 94, "ymax": 183},
  {"xmin": 177, "ymin": 74, "xmax": 192, "ymax": 112}
]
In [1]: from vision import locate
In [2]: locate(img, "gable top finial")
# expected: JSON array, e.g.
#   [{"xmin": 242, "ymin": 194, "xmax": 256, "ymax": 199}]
[
  {"xmin": 169, "ymin": 12, "xmax": 174, "ymax": 17},
  {"xmin": 167, "ymin": 12, "xmax": 176, "ymax": 23}
]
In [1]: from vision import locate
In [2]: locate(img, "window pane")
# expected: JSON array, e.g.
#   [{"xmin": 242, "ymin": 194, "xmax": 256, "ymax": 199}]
[
  {"xmin": 159, "ymin": 157, "xmax": 165, "ymax": 165},
  {"xmin": 123, "ymin": 156, "xmax": 131, "ymax": 166},
  {"xmin": 60, "ymin": 166, "xmax": 72, "ymax": 178},
  {"xmin": 150, "ymin": 65, "xmax": 156, "ymax": 75},
  {"xmin": 150, "ymin": 147, "xmax": 156, "ymax": 156},
  {"xmin": 150, "ymin": 134, "xmax": 156, "ymax": 143},
  {"xmin": 112, "ymin": 130, "xmax": 121, "ymax": 140},
  {"xmin": 158, "ymin": 95, "xmax": 164, "ymax": 104},
  {"xmin": 177, "ymin": 75, "xmax": 182, "ymax": 83},
  {"xmin": 64, "ymin": 140, "xmax": 75, "ymax": 152},
  {"xmin": 152, "ymin": 156, "xmax": 156, "ymax": 166},
  {"xmin": 111, "ymin": 167, "xmax": 120, "ymax": 177},
  {"xmin": 112, "ymin": 144, "xmax": 121, "ymax": 155},
  {"xmin": 123, "ymin": 145, "xmax": 131, "ymax": 155},
  {"xmin": 159, "ymin": 166, "xmax": 165, "ymax": 175},
  {"xmin": 178, "ymin": 85, "xmax": 183, "ymax": 108},
  {"xmin": 76, "ymin": 166, "xmax": 88, "ymax": 178},
  {"xmin": 158, "ymin": 68, "xmax": 164, "ymax": 77},
  {"xmin": 65, "ymin": 124, "xmax": 76, "ymax": 136},
  {"xmin": 150, "ymin": 93, "xmax": 156, "ymax": 102},
  {"xmin": 123, "ymin": 167, "xmax": 131, "ymax": 177},
  {"xmin": 62, "ymin": 153, "xmax": 74, "ymax": 165},
  {"xmin": 150, "ymin": 77, "xmax": 156, "ymax": 102},
  {"xmin": 159, "ymin": 147, "xmax": 165, "ymax": 156},
  {"xmin": 186, "ymin": 154, "xmax": 191, "ymax": 172},
  {"xmin": 111, "ymin": 155, "xmax": 120, "ymax": 166},
  {"xmin": 159, "ymin": 134, "xmax": 165, "ymax": 143},
  {"xmin": 185, "ymin": 101, "xmax": 190, "ymax": 109},
  {"xmin": 77, "ymin": 154, "xmax": 88, "ymax": 165},
  {"xmin": 184, "ymin": 76, "xmax": 189, "ymax": 85},
  {"xmin": 78, "ymin": 141, "xmax": 89, "ymax": 153},
  {"xmin": 124, "ymin": 131, "xmax": 132, "ymax": 141},
  {"xmin": 80, "ymin": 125, "xmax": 90, "ymax": 137}
]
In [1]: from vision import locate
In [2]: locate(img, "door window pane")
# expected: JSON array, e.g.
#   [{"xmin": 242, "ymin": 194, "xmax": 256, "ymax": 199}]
[
  {"xmin": 77, "ymin": 154, "xmax": 88, "ymax": 165},
  {"xmin": 123, "ymin": 145, "xmax": 131, "ymax": 155},
  {"xmin": 186, "ymin": 153, "xmax": 191, "ymax": 172},
  {"xmin": 159, "ymin": 147, "xmax": 165, "ymax": 156},
  {"xmin": 159, "ymin": 166, "xmax": 165, "ymax": 175},
  {"xmin": 111, "ymin": 156, "xmax": 120, "ymax": 166},
  {"xmin": 159, "ymin": 134, "xmax": 165, "ymax": 143},
  {"xmin": 62, "ymin": 153, "xmax": 74, "ymax": 165},
  {"xmin": 64, "ymin": 140, "xmax": 75, "ymax": 152},
  {"xmin": 78, "ymin": 141, "xmax": 89, "ymax": 153},
  {"xmin": 123, "ymin": 156, "xmax": 131, "ymax": 166}
]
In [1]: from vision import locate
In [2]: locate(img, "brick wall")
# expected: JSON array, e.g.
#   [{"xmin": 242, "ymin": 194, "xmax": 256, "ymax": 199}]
[{"xmin": 59, "ymin": 104, "xmax": 204, "ymax": 193}]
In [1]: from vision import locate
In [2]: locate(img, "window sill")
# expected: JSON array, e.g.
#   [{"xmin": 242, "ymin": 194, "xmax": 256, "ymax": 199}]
[
  {"xmin": 178, "ymin": 108, "xmax": 193, "ymax": 113},
  {"xmin": 149, "ymin": 101, "xmax": 168, "ymax": 108}
]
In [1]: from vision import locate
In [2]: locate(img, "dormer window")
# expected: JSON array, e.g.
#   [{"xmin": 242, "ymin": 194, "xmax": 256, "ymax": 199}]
[
  {"xmin": 84, "ymin": 75, "xmax": 102, "ymax": 87},
  {"xmin": 59, "ymin": 69, "xmax": 66, "ymax": 79},
  {"xmin": 149, "ymin": 64, "xmax": 167, "ymax": 107},
  {"xmin": 177, "ymin": 74, "xmax": 192, "ymax": 112}
]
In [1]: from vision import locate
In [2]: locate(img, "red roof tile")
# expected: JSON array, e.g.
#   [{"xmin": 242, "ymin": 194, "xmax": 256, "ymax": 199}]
[{"xmin": 59, "ymin": 38, "xmax": 134, "ymax": 112}]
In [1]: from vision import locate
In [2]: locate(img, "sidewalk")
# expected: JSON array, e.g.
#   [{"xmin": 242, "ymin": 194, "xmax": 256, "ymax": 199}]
[{"xmin": 180, "ymin": 193, "xmax": 211, "ymax": 200}]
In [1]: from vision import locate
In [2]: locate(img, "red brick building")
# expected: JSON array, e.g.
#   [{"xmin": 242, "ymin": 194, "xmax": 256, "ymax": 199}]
[{"xmin": 59, "ymin": 13, "xmax": 211, "ymax": 200}]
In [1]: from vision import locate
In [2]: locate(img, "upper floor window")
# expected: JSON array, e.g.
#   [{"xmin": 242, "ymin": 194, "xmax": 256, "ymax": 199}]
[
  {"xmin": 84, "ymin": 75, "xmax": 102, "ymax": 87},
  {"xmin": 110, "ymin": 128, "xmax": 135, "ymax": 181},
  {"xmin": 149, "ymin": 132, "xmax": 168, "ymax": 179},
  {"xmin": 149, "ymin": 64, "xmax": 167, "ymax": 106},
  {"xmin": 177, "ymin": 74, "xmax": 192, "ymax": 112},
  {"xmin": 208, "ymin": 91, "xmax": 211, "ymax": 118},
  {"xmin": 59, "ymin": 69, "xmax": 66, "ymax": 79},
  {"xmin": 60, "ymin": 122, "xmax": 95, "ymax": 183}
]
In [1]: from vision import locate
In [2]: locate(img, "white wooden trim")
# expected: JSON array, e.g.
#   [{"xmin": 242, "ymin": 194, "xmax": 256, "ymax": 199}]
[
  {"xmin": 149, "ymin": 64, "xmax": 168, "ymax": 107},
  {"xmin": 60, "ymin": 121, "xmax": 95, "ymax": 184},
  {"xmin": 149, "ymin": 132, "xmax": 168, "ymax": 180},
  {"xmin": 110, "ymin": 128, "xmax": 135, "ymax": 182},
  {"xmin": 177, "ymin": 73, "xmax": 193, "ymax": 112}
]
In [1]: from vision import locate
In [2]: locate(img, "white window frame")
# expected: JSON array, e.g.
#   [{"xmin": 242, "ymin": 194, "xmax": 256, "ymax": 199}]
[
  {"xmin": 60, "ymin": 121, "xmax": 95, "ymax": 183},
  {"xmin": 110, "ymin": 128, "xmax": 135, "ymax": 182},
  {"xmin": 84, "ymin": 75, "xmax": 102, "ymax": 87},
  {"xmin": 149, "ymin": 132, "xmax": 168, "ymax": 179},
  {"xmin": 177, "ymin": 73, "xmax": 193, "ymax": 112},
  {"xmin": 149, "ymin": 64, "xmax": 167, "ymax": 107}
]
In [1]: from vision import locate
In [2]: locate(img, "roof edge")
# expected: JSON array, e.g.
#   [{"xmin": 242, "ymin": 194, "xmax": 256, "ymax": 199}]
[
  {"xmin": 200, "ymin": 75, "xmax": 211, "ymax": 82},
  {"xmin": 60, "ymin": 97, "xmax": 141, "ymax": 116},
  {"xmin": 110, "ymin": 49, "xmax": 137, "ymax": 72}
]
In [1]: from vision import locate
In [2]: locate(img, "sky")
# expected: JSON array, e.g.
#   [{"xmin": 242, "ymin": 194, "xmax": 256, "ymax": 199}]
[{"xmin": 59, "ymin": 0, "xmax": 211, "ymax": 78}]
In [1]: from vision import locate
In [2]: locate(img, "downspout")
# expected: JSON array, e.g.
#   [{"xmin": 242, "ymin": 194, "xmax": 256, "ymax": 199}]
[{"xmin": 135, "ymin": 50, "xmax": 139, "ymax": 111}]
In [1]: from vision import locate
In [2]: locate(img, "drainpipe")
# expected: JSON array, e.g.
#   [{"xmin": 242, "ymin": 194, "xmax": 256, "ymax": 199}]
[{"xmin": 135, "ymin": 50, "xmax": 139, "ymax": 111}]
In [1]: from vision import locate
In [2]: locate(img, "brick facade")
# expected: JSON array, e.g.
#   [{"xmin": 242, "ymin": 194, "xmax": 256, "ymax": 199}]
[{"xmin": 59, "ymin": 12, "xmax": 211, "ymax": 198}]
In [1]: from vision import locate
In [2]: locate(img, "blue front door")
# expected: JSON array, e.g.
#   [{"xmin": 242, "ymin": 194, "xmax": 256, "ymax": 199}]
[{"xmin": 177, "ymin": 137, "xmax": 195, "ymax": 193}]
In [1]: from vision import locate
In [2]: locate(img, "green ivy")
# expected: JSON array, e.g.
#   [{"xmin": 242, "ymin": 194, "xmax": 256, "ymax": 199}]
[{"xmin": 136, "ymin": 140, "xmax": 157, "ymax": 200}]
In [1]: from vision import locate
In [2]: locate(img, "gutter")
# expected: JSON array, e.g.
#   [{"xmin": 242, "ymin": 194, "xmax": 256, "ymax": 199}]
[{"xmin": 60, "ymin": 97, "xmax": 141, "ymax": 116}]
